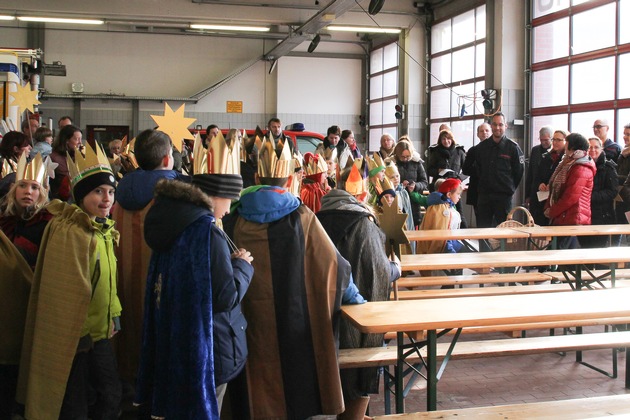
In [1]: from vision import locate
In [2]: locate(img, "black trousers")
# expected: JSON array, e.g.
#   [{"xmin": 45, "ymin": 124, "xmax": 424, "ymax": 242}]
[{"xmin": 60, "ymin": 338, "xmax": 121, "ymax": 420}]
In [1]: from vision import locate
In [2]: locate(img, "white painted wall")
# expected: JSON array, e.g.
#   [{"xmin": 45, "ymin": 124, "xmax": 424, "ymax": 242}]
[{"xmin": 277, "ymin": 56, "xmax": 362, "ymax": 115}]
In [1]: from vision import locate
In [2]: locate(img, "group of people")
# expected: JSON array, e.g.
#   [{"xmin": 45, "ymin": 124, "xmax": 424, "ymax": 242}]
[
  {"xmin": 0, "ymin": 117, "xmax": 402, "ymax": 420},
  {"xmin": 524, "ymin": 118, "xmax": 629, "ymax": 249},
  {"xmin": 1, "ymin": 111, "xmax": 628, "ymax": 419}
]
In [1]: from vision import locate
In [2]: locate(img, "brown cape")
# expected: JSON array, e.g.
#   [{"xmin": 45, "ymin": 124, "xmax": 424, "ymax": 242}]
[
  {"xmin": 0, "ymin": 230, "xmax": 32, "ymax": 364},
  {"xmin": 231, "ymin": 205, "xmax": 347, "ymax": 419},
  {"xmin": 16, "ymin": 201, "xmax": 115, "ymax": 419},
  {"xmin": 111, "ymin": 202, "xmax": 153, "ymax": 382}
]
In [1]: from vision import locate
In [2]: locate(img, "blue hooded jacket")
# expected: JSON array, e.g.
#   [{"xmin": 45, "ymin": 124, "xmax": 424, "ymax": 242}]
[{"xmin": 115, "ymin": 169, "xmax": 189, "ymax": 210}]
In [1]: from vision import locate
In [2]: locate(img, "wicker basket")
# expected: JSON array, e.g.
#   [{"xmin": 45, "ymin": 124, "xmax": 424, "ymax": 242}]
[{"xmin": 488, "ymin": 206, "xmax": 548, "ymax": 251}]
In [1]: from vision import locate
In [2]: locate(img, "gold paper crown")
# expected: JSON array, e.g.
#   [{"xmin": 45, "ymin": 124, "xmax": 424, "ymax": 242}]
[
  {"xmin": 1, "ymin": 159, "xmax": 16, "ymax": 178},
  {"xmin": 119, "ymin": 136, "xmax": 139, "ymax": 170},
  {"xmin": 375, "ymin": 175, "xmax": 395, "ymax": 197},
  {"xmin": 367, "ymin": 152, "xmax": 386, "ymax": 176},
  {"xmin": 303, "ymin": 153, "xmax": 328, "ymax": 176},
  {"xmin": 67, "ymin": 143, "xmax": 114, "ymax": 188},
  {"xmin": 258, "ymin": 138, "xmax": 293, "ymax": 179},
  {"xmin": 16, "ymin": 152, "xmax": 57, "ymax": 189},
  {"xmin": 384, "ymin": 162, "xmax": 399, "ymax": 178},
  {"xmin": 193, "ymin": 131, "xmax": 240, "ymax": 175},
  {"xmin": 321, "ymin": 146, "xmax": 337, "ymax": 162},
  {"xmin": 344, "ymin": 158, "xmax": 366, "ymax": 196}
]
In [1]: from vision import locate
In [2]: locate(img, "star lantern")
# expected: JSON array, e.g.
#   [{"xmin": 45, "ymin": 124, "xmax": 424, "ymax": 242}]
[
  {"xmin": 9, "ymin": 81, "xmax": 41, "ymax": 115},
  {"xmin": 150, "ymin": 102, "xmax": 196, "ymax": 152},
  {"xmin": 379, "ymin": 195, "xmax": 409, "ymax": 258}
]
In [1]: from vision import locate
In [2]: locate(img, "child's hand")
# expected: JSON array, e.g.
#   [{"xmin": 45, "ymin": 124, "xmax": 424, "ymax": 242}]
[{"xmin": 232, "ymin": 248, "xmax": 253, "ymax": 264}]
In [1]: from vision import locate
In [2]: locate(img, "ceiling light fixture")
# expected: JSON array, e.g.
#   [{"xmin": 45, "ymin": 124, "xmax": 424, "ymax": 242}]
[
  {"xmin": 18, "ymin": 16, "xmax": 104, "ymax": 25},
  {"xmin": 0, "ymin": 15, "xmax": 15, "ymax": 21},
  {"xmin": 326, "ymin": 25, "xmax": 400, "ymax": 34},
  {"xmin": 190, "ymin": 24, "xmax": 270, "ymax": 32}
]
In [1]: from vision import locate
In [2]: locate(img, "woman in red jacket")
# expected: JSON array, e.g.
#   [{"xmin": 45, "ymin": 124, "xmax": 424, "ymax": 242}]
[{"xmin": 545, "ymin": 133, "xmax": 596, "ymax": 247}]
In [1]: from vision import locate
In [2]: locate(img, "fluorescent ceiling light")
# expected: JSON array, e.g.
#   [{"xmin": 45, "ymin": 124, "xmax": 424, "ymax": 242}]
[
  {"xmin": 18, "ymin": 16, "xmax": 104, "ymax": 25},
  {"xmin": 190, "ymin": 24, "xmax": 269, "ymax": 32},
  {"xmin": 0, "ymin": 15, "xmax": 15, "ymax": 21},
  {"xmin": 327, "ymin": 25, "xmax": 400, "ymax": 34}
]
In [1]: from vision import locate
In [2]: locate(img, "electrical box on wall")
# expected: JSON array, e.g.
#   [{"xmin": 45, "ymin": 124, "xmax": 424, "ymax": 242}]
[{"xmin": 71, "ymin": 82, "xmax": 84, "ymax": 93}]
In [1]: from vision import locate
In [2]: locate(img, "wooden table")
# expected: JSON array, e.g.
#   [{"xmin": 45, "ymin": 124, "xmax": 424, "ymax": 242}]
[
  {"xmin": 401, "ymin": 246, "xmax": 630, "ymax": 288},
  {"xmin": 510, "ymin": 224, "xmax": 630, "ymax": 249},
  {"xmin": 341, "ymin": 288, "xmax": 630, "ymax": 413}
]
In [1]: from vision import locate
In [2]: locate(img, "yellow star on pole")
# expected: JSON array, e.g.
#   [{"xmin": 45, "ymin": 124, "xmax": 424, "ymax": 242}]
[
  {"xmin": 9, "ymin": 81, "xmax": 41, "ymax": 114},
  {"xmin": 150, "ymin": 102, "xmax": 196, "ymax": 152},
  {"xmin": 378, "ymin": 195, "xmax": 409, "ymax": 256}
]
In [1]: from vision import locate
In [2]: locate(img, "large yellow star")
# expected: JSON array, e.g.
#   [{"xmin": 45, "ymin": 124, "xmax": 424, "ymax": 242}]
[
  {"xmin": 150, "ymin": 102, "xmax": 196, "ymax": 152},
  {"xmin": 9, "ymin": 81, "xmax": 41, "ymax": 114},
  {"xmin": 379, "ymin": 195, "xmax": 410, "ymax": 256}
]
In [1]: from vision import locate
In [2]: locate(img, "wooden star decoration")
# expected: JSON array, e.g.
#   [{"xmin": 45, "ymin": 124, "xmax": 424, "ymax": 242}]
[
  {"xmin": 9, "ymin": 81, "xmax": 41, "ymax": 115},
  {"xmin": 378, "ymin": 195, "xmax": 409, "ymax": 255},
  {"xmin": 150, "ymin": 102, "xmax": 196, "ymax": 152}
]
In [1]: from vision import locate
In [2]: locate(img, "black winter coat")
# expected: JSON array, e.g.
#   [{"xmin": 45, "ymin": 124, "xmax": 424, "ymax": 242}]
[
  {"xmin": 426, "ymin": 143, "xmax": 466, "ymax": 190},
  {"xmin": 591, "ymin": 152, "xmax": 618, "ymax": 225}
]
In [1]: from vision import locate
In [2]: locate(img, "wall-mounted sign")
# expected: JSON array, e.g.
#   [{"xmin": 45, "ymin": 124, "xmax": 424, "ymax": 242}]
[{"xmin": 226, "ymin": 101, "xmax": 243, "ymax": 113}]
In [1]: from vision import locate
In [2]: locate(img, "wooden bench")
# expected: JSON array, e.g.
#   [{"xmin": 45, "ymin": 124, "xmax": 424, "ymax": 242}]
[
  {"xmin": 370, "ymin": 394, "xmax": 630, "ymax": 419},
  {"xmin": 396, "ymin": 272, "xmax": 554, "ymax": 288},
  {"xmin": 339, "ymin": 330, "xmax": 630, "ymax": 370},
  {"xmin": 392, "ymin": 283, "xmax": 571, "ymax": 300}
]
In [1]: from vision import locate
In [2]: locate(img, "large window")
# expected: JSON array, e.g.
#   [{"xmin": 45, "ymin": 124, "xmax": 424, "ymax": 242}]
[
  {"xmin": 531, "ymin": 0, "xmax": 630, "ymax": 143},
  {"xmin": 428, "ymin": 4, "xmax": 486, "ymax": 151},
  {"xmin": 368, "ymin": 42, "xmax": 399, "ymax": 151}
]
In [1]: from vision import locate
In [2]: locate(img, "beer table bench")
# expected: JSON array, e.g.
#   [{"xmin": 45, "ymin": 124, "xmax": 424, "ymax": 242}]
[
  {"xmin": 405, "ymin": 227, "xmax": 529, "ymax": 251},
  {"xmin": 341, "ymin": 288, "xmax": 630, "ymax": 413},
  {"xmin": 400, "ymin": 246, "xmax": 630, "ymax": 290},
  {"xmin": 510, "ymin": 223, "xmax": 630, "ymax": 249},
  {"xmin": 370, "ymin": 394, "xmax": 630, "ymax": 419}
]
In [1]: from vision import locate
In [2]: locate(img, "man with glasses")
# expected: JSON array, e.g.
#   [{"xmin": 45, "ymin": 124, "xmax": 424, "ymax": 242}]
[{"xmin": 593, "ymin": 119, "xmax": 621, "ymax": 161}]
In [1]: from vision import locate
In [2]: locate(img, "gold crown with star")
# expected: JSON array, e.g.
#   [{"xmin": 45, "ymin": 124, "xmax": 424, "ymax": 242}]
[
  {"xmin": 193, "ymin": 130, "xmax": 241, "ymax": 175},
  {"xmin": 258, "ymin": 137, "xmax": 293, "ymax": 179},
  {"xmin": 67, "ymin": 143, "xmax": 114, "ymax": 188}
]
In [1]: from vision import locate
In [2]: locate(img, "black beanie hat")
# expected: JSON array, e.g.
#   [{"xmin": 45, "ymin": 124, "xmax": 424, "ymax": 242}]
[
  {"xmin": 192, "ymin": 173, "xmax": 243, "ymax": 200},
  {"xmin": 73, "ymin": 171, "xmax": 117, "ymax": 204}
]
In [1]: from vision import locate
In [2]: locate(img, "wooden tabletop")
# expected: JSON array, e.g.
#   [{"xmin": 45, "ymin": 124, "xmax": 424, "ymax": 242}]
[
  {"xmin": 405, "ymin": 224, "xmax": 630, "ymax": 242},
  {"xmin": 341, "ymin": 287, "xmax": 630, "ymax": 334},
  {"xmin": 400, "ymin": 246, "xmax": 630, "ymax": 271},
  {"xmin": 405, "ymin": 227, "xmax": 528, "ymax": 242},
  {"xmin": 509, "ymin": 224, "xmax": 630, "ymax": 238}
]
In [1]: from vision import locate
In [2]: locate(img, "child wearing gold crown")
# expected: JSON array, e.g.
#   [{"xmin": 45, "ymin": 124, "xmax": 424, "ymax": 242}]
[
  {"xmin": 135, "ymin": 130, "xmax": 253, "ymax": 419},
  {"xmin": 17, "ymin": 143, "xmax": 122, "ymax": 419},
  {"xmin": 300, "ymin": 152, "xmax": 330, "ymax": 213},
  {"xmin": 223, "ymin": 137, "xmax": 364, "ymax": 420},
  {"xmin": 0, "ymin": 152, "xmax": 54, "ymax": 268}
]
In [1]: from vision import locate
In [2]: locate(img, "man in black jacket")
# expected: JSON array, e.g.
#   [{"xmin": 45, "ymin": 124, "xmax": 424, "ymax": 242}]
[{"xmin": 471, "ymin": 113, "xmax": 525, "ymax": 228}]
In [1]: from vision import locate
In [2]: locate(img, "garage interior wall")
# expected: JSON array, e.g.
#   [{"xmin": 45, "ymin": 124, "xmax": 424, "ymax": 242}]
[{"xmin": 1, "ymin": 19, "xmax": 369, "ymax": 141}]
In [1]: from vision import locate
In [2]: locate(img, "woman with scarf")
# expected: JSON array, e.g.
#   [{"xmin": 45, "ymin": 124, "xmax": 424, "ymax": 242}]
[
  {"xmin": 377, "ymin": 133, "xmax": 396, "ymax": 161},
  {"xmin": 393, "ymin": 137, "xmax": 429, "ymax": 228},
  {"xmin": 545, "ymin": 133, "xmax": 595, "ymax": 248},
  {"xmin": 532, "ymin": 130, "xmax": 567, "ymax": 225}
]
